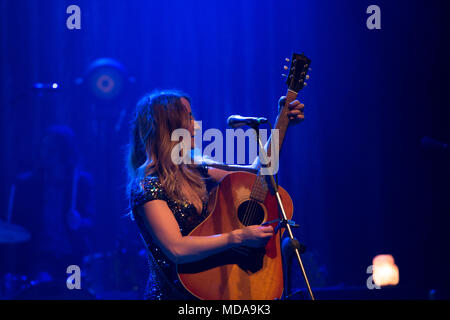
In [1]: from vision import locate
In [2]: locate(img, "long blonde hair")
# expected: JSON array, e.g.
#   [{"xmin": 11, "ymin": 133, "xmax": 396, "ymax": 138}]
[{"xmin": 127, "ymin": 90, "xmax": 206, "ymax": 213}]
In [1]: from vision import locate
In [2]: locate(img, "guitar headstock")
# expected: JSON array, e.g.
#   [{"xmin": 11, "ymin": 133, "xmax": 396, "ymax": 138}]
[{"xmin": 284, "ymin": 53, "xmax": 311, "ymax": 93}]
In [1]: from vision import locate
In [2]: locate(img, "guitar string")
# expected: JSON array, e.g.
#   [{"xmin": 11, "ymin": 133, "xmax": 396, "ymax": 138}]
[
  {"xmin": 248, "ymin": 176, "xmax": 263, "ymax": 225},
  {"xmin": 242, "ymin": 103, "xmax": 287, "ymax": 227},
  {"xmin": 243, "ymin": 124, "xmax": 272, "ymax": 227},
  {"xmin": 242, "ymin": 176, "xmax": 259, "ymax": 227},
  {"xmin": 245, "ymin": 119, "xmax": 274, "ymax": 227},
  {"xmin": 241, "ymin": 135, "xmax": 262, "ymax": 227},
  {"xmin": 246, "ymin": 116, "xmax": 282, "ymax": 229},
  {"xmin": 243, "ymin": 178, "xmax": 256, "ymax": 226},
  {"xmin": 251, "ymin": 176, "xmax": 264, "ymax": 225},
  {"xmin": 248, "ymin": 183, "xmax": 261, "ymax": 225},
  {"xmin": 243, "ymin": 173, "xmax": 265, "ymax": 227},
  {"xmin": 246, "ymin": 174, "xmax": 265, "ymax": 226},
  {"xmin": 232, "ymin": 75, "xmax": 306, "ymax": 256},
  {"xmin": 240, "ymin": 162, "xmax": 258, "ymax": 227},
  {"xmin": 242, "ymin": 185, "xmax": 255, "ymax": 227},
  {"xmin": 244, "ymin": 126, "xmax": 269, "ymax": 227}
]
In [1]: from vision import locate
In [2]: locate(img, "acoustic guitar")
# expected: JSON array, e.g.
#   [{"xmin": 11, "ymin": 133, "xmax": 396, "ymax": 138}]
[{"xmin": 177, "ymin": 53, "xmax": 311, "ymax": 300}]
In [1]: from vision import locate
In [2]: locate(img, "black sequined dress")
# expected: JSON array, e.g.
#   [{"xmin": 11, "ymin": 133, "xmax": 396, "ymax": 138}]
[{"xmin": 129, "ymin": 165, "xmax": 210, "ymax": 300}]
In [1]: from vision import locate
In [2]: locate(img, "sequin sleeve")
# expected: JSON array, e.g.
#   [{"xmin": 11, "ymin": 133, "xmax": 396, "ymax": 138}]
[{"xmin": 130, "ymin": 176, "xmax": 167, "ymax": 210}]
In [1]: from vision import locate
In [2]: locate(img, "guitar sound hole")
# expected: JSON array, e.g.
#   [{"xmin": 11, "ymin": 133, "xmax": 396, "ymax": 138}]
[{"xmin": 237, "ymin": 200, "xmax": 265, "ymax": 226}]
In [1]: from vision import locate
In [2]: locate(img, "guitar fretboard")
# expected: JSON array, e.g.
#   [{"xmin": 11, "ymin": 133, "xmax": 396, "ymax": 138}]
[
  {"xmin": 249, "ymin": 174, "xmax": 269, "ymax": 202},
  {"xmin": 250, "ymin": 89, "xmax": 298, "ymax": 202}
]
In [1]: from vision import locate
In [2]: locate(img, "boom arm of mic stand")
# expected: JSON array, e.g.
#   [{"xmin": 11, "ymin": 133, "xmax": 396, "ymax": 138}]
[{"xmin": 253, "ymin": 124, "xmax": 315, "ymax": 300}]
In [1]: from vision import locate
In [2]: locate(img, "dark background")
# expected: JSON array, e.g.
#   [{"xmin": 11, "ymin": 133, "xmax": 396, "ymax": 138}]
[{"xmin": 0, "ymin": 0, "xmax": 449, "ymax": 299}]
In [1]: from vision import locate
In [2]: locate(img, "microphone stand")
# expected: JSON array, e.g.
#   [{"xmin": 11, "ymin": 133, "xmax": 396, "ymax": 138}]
[{"xmin": 252, "ymin": 123, "xmax": 315, "ymax": 300}]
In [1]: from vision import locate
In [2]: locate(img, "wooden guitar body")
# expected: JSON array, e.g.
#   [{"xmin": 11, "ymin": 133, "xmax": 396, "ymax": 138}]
[{"xmin": 177, "ymin": 171, "xmax": 293, "ymax": 300}]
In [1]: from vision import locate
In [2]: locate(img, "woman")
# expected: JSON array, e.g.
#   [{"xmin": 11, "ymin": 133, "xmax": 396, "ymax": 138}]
[{"xmin": 127, "ymin": 90, "xmax": 304, "ymax": 299}]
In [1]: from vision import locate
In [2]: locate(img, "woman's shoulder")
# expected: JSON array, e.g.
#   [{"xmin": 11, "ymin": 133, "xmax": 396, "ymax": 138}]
[{"xmin": 130, "ymin": 174, "xmax": 167, "ymax": 209}]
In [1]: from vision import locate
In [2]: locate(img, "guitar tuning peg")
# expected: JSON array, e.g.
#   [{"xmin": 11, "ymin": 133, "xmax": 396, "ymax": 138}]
[
  {"xmin": 285, "ymin": 58, "xmax": 290, "ymax": 62},
  {"xmin": 283, "ymin": 65, "xmax": 288, "ymax": 70},
  {"xmin": 304, "ymin": 82, "xmax": 308, "ymax": 86},
  {"xmin": 281, "ymin": 74, "xmax": 288, "ymax": 78},
  {"xmin": 306, "ymin": 75, "xmax": 310, "ymax": 80}
]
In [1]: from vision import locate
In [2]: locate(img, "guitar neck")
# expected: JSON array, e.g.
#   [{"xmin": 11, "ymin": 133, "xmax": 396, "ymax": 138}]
[
  {"xmin": 251, "ymin": 52, "xmax": 310, "ymax": 202},
  {"xmin": 266, "ymin": 89, "xmax": 298, "ymax": 158},
  {"xmin": 250, "ymin": 89, "xmax": 298, "ymax": 202}
]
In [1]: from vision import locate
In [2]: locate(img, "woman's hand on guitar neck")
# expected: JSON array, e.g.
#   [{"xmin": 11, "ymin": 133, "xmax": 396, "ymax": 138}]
[
  {"xmin": 246, "ymin": 96, "xmax": 305, "ymax": 171},
  {"xmin": 278, "ymin": 96, "xmax": 305, "ymax": 124},
  {"xmin": 231, "ymin": 225, "xmax": 274, "ymax": 248}
]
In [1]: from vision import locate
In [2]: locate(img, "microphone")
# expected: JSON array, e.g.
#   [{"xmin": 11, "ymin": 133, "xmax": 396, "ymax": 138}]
[{"xmin": 227, "ymin": 115, "xmax": 268, "ymax": 128}]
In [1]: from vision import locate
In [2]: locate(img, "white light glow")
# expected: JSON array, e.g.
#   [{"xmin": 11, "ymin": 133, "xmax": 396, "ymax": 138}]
[{"xmin": 372, "ymin": 254, "xmax": 399, "ymax": 287}]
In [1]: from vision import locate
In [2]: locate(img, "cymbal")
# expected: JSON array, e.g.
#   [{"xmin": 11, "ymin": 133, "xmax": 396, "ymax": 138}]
[{"xmin": 0, "ymin": 220, "xmax": 31, "ymax": 244}]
